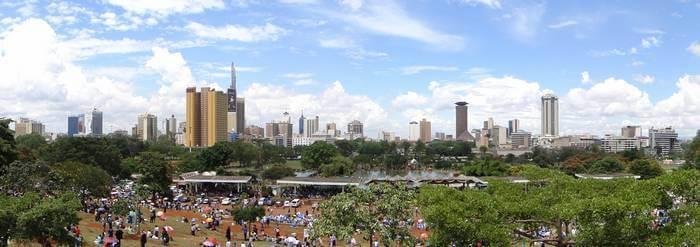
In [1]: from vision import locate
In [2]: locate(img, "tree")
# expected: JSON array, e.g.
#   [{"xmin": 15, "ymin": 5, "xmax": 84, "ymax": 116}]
[
  {"xmin": 0, "ymin": 193, "xmax": 81, "ymax": 246},
  {"xmin": 334, "ymin": 140, "xmax": 357, "ymax": 157},
  {"xmin": 53, "ymin": 161, "xmax": 112, "ymax": 198},
  {"xmin": 590, "ymin": 156, "xmax": 624, "ymax": 173},
  {"xmin": 41, "ymin": 136, "xmax": 123, "ymax": 176},
  {"xmin": 628, "ymin": 159, "xmax": 664, "ymax": 179},
  {"xmin": 134, "ymin": 152, "xmax": 172, "ymax": 194},
  {"xmin": 0, "ymin": 161, "xmax": 62, "ymax": 195},
  {"xmin": 301, "ymin": 142, "xmax": 337, "ymax": 170},
  {"xmin": 462, "ymin": 157, "xmax": 510, "ymax": 176},
  {"xmin": 261, "ymin": 164, "xmax": 295, "ymax": 180},
  {"xmin": 198, "ymin": 141, "xmax": 236, "ymax": 170},
  {"xmin": 319, "ymin": 155, "xmax": 355, "ymax": 177},
  {"xmin": 0, "ymin": 118, "xmax": 17, "ymax": 170},
  {"xmin": 312, "ymin": 184, "xmax": 416, "ymax": 247},
  {"xmin": 231, "ymin": 207, "xmax": 265, "ymax": 224},
  {"xmin": 14, "ymin": 133, "xmax": 46, "ymax": 161}
]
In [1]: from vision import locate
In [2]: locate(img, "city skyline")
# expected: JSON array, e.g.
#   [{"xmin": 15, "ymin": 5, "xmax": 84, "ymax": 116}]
[{"xmin": 2, "ymin": 1, "xmax": 700, "ymax": 138}]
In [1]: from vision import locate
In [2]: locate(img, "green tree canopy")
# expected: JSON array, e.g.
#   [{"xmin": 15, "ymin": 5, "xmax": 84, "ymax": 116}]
[
  {"xmin": 261, "ymin": 164, "xmax": 295, "ymax": 180},
  {"xmin": 312, "ymin": 184, "xmax": 416, "ymax": 247},
  {"xmin": 41, "ymin": 136, "xmax": 123, "ymax": 176},
  {"xmin": 0, "ymin": 192, "xmax": 81, "ymax": 246},
  {"xmin": 52, "ymin": 161, "xmax": 112, "ymax": 198},
  {"xmin": 462, "ymin": 157, "xmax": 510, "ymax": 176},
  {"xmin": 319, "ymin": 155, "xmax": 355, "ymax": 177},
  {"xmin": 301, "ymin": 142, "xmax": 337, "ymax": 170},
  {"xmin": 0, "ymin": 161, "xmax": 62, "ymax": 196},
  {"xmin": 14, "ymin": 133, "xmax": 46, "ymax": 161},
  {"xmin": 0, "ymin": 118, "xmax": 17, "ymax": 169},
  {"xmin": 133, "ymin": 152, "xmax": 172, "ymax": 194},
  {"xmin": 628, "ymin": 159, "xmax": 664, "ymax": 179}
]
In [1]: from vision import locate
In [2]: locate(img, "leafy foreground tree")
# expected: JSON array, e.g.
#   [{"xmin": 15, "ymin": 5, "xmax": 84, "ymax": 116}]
[
  {"xmin": 419, "ymin": 166, "xmax": 700, "ymax": 246},
  {"xmin": 301, "ymin": 142, "xmax": 337, "ymax": 170},
  {"xmin": 312, "ymin": 184, "xmax": 416, "ymax": 247},
  {"xmin": 0, "ymin": 118, "xmax": 17, "ymax": 169},
  {"xmin": 0, "ymin": 161, "xmax": 63, "ymax": 196},
  {"xmin": 0, "ymin": 193, "xmax": 81, "ymax": 246},
  {"xmin": 133, "ymin": 152, "xmax": 172, "ymax": 194}
]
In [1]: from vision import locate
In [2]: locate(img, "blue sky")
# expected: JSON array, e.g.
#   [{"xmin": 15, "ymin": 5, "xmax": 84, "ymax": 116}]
[{"xmin": 1, "ymin": 0, "xmax": 700, "ymax": 138}]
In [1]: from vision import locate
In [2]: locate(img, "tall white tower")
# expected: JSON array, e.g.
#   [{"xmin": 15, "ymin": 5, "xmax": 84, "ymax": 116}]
[{"xmin": 541, "ymin": 94, "xmax": 559, "ymax": 136}]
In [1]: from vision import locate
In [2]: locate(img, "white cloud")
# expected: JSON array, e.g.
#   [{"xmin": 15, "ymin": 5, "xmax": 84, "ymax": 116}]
[
  {"xmin": 243, "ymin": 81, "xmax": 387, "ymax": 135},
  {"xmin": 106, "ymin": 0, "xmax": 225, "ymax": 16},
  {"xmin": 688, "ymin": 41, "xmax": 700, "ymax": 57},
  {"xmin": 580, "ymin": 71, "xmax": 591, "ymax": 84},
  {"xmin": 185, "ymin": 22, "xmax": 286, "ymax": 42},
  {"xmin": 634, "ymin": 74, "xmax": 655, "ymax": 84},
  {"xmin": 283, "ymin": 73, "xmax": 316, "ymax": 86},
  {"xmin": 640, "ymin": 36, "xmax": 661, "ymax": 48},
  {"xmin": 278, "ymin": 0, "xmax": 318, "ymax": 4},
  {"xmin": 654, "ymin": 75, "xmax": 700, "ymax": 117},
  {"xmin": 392, "ymin": 91, "xmax": 429, "ymax": 108},
  {"xmin": 330, "ymin": 0, "xmax": 464, "ymax": 50},
  {"xmin": 503, "ymin": 3, "xmax": 545, "ymax": 41},
  {"xmin": 630, "ymin": 60, "xmax": 645, "ymax": 67},
  {"xmin": 564, "ymin": 78, "xmax": 652, "ymax": 117},
  {"xmin": 458, "ymin": 0, "xmax": 501, "ymax": 9},
  {"xmin": 340, "ymin": 0, "xmax": 363, "ymax": 11},
  {"xmin": 318, "ymin": 38, "xmax": 387, "ymax": 60},
  {"xmin": 319, "ymin": 38, "xmax": 356, "ymax": 49},
  {"xmin": 401, "ymin": 65, "xmax": 458, "ymax": 75},
  {"xmin": 236, "ymin": 66, "xmax": 263, "ymax": 72},
  {"xmin": 463, "ymin": 67, "xmax": 492, "ymax": 81},
  {"xmin": 284, "ymin": 73, "xmax": 313, "ymax": 79},
  {"xmin": 293, "ymin": 79, "xmax": 317, "ymax": 86},
  {"xmin": 0, "ymin": 19, "xmax": 150, "ymax": 132},
  {"xmin": 548, "ymin": 20, "xmax": 578, "ymax": 29}
]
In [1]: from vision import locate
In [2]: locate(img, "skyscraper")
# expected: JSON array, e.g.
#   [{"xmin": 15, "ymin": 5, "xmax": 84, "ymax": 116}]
[
  {"xmin": 15, "ymin": 118, "xmax": 44, "ymax": 136},
  {"xmin": 186, "ymin": 87, "xmax": 201, "ymax": 147},
  {"xmin": 67, "ymin": 115, "xmax": 80, "ymax": 136},
  {"xmin": 326, "ymin": 122, "xmax": 337, "ymax": 137},
  {"xmin": 408, "ymin": 121, "xmax": 419, "ymax": 141},
  {"xmin": 166, "ymin": 114, "xmax": 177, "ymax": 139},
  {"xmin": 298, "ymin": 111, "xmax": 305, "ymax": 135},
  {"xmin": 347, "ymin": 120, "xmax": 363, "ymax": 138},
  {"xmin": 649, "ymin": 127, "xmax": 681, "ymax": 157},
  {"xmin": 541, "ymin": 94, "xmax": 559, "ymax": 136},
  {"xmin": 508, "ymin": 119, "xmax": 519, "ymax": 136},
  {"xmin": 419, "ymin": 118, "xmax": 431, "ymax": 142},
  {"xmin": 185, "ymin": 87, "xmax": 228, "ymax": 147},
  {"xmin": 228, "ymin": 62, "xmax": 237, "ymax": 113},
  {"xmin": 90, "ymin": 108, "xmax": 103, "ymax": 135},
  {"xmin": 455, "ymin": 102, "xmax": 470, "ymax": 140},
  {"xmin": 621, "ymin": 125, "xmax": 642, "ymax": 138},
  {"xmin": 304, "ymin": 116, "xmax": 319, "ymax": 137},
  {"xmin": 137, "ymin": 113, "xmax": 158, "ymax": 142}
]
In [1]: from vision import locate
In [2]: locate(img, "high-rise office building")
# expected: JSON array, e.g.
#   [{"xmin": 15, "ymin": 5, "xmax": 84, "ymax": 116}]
[
  {"xmin": 541, "ymin": 94, "xmax": 559, "ymax": 136},
  {"xmin": 435, "ymin": 132, "xmax": 446, "ymax": 140},
  {"xmin": 326, "ymin": 123, "xmax": 338, "ymax": 137},
  {"xmin": 455, "ymin": 102, "xmax": 470, "ymax": 140},
  {"xmin": 408, "ymin": 121, "xmax": 419, "ymax": 141},
  {"xmin": 649, "ymin": 127, "xmax": 681, "ymax": 156},
  {"xmin": 185, "ymin": 87, "xmax": 229, "ymax": 147},
  {"xmin": 492, "ymin": 125, "xmax": 507, "ymax": 146},
  {"xmin": 90, "ymin": 108, "xmax": 103, "ymax": 136},
  {"xmin": 304, "ymin": 116, "xmax": 319, "ymax": 137},
  {"xmin": 266, "ymin": 112, "xmax": 294, "ymax": 147},
  {"xmin": 298, "ymin": 112, "xmax": 305, "ymax": 135},
  {"xmin": 508, "ymin": 119, "xmax": 520, "ymax": 136},
  {"xmin": 245, "ymin": 125, "xmax": 265, "ymax": 138},
  {"xmin": 511, "ymin": 131, "xmax": 531, "ymax": 148},
  {"xmin": 228, "ymin": 62, "xmax": 237, "ymax": 113},
  {"xmin": 347, "ymin": 120, "xmax": 364, "ymax": 138},
  {"xmin": 419, "ymin": 118, "xmax": 431, "ymax": 142},
  {"xmin": 226, "ymin": 63, "xmax": 245, "ymax": 134},
  {"xmin": 621, "ymin": 125, "xmax": 642, "ymax": 138},
  {"xmin": 165, "ymin": 115, "xmax": 177, "ymax": 139},
  {"xmin": 67, "ymin": 115, "xmax": 81, "ymax": 136},
  {"xmin": 137, "ymin": 113, "xmax": 158, "ymax": 142},
  {"xmin": 14, "ymin": 118, "xmax": 44, "ymax": 136}
]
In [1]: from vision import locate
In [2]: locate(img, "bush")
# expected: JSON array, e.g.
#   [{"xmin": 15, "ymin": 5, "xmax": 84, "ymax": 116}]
[
  {"xmin": 261, "ymin": 165, "xmax": 295, "ymax": 180},
  {"xmin": 231, "ymin": 207, "xmax": 265, "ymax": 223}
]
